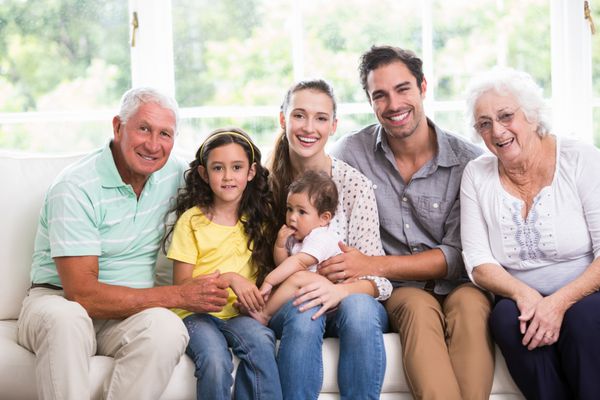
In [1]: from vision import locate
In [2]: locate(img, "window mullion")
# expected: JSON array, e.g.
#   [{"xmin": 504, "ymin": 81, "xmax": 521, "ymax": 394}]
[
  {"xmin": 128, "ymin": 0, "xmax": 175, "ymax": 97},
  {"xmin": 422, "ymin": 0, "xmax": 434, "ymax": 118},
  {"xmin": 551, "ymin": 0, "xmax": 593, "ymax": 142}
]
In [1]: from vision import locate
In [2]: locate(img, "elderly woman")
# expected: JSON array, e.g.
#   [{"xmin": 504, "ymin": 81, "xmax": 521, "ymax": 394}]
[{"xmin": 460, "ymin": 67, "xmax": 600, "ymax": 400}]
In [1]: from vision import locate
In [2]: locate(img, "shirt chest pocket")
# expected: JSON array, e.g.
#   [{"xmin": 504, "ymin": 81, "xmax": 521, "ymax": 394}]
[
  {"xmin": 100, "ymin": 204, "xmax": 133, "ymax": 231},
  {"xmin": 416, "ymin": 195, "xmax": 452, "ymax": 238}
]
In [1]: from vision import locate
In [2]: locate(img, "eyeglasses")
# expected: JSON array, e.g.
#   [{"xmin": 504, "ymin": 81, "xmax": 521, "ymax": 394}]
[{"xmin": 473, "ymin": 108, "xmax": 519, "ymax": 135}]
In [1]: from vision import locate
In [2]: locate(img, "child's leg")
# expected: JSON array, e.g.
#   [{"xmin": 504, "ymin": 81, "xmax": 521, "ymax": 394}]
[
  {"xmin": 253, "ymin": 271, "xmax": 329, "ymax": 325},
  {"xmin": 182, "ymin": 313, "xmax": 233, "ymax": 400},
  {"xmin": 223, "ymin": 315, "xmax": 282, "ymax": 399}
]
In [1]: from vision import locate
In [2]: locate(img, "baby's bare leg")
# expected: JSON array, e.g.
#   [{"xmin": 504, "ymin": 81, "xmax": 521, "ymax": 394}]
[{"xmin": 253, "ymin": 271, "xmax": 329, "ymax": 325}]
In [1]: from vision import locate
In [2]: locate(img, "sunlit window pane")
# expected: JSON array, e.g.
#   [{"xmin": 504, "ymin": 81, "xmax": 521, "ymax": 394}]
[
  {"xmin": 175, "ymin": 115, "xmax": 279, "ymax": 159},
  {"xmin": 172, "ymin": 0, "xmax": 294, "ymax": 108},
  {"xmin": 0, "ymin": 0, "xmax": 129, "ymax": 112},
  {"xmin": 594, "ymin": 108, "xmax": 600, "ymax": 147},
  {"xmin": 0, "ymin": 120, "xmax": 112, "ymax": 153},
  {"xmin": 0, "ymin": 0, "xmax": 130, "ymax": 152},
  {"xmin": 432, "ymin": 0, "xmax": 551, "ymax": 101},
  {"xmin": 301, "ymin": 0, "xmax": 422, "ymax": 104},
  {"xmin": 593, "ymin": 3, "xmax": 600, "ymax": 99}
]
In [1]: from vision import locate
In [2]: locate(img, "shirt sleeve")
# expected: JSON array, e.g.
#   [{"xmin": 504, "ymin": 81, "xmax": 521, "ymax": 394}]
[
  {"xmin": 575, "ymin": 143, "xmax": 600, "ymax": 259},
  {"xmin": 167, "ymin": 210, "xmax": 199, "ymax": 265},
  {"xmin": 460, "ymin": 162, "xmax": 502, "ymax": 283},
  {"xmin": 299, "ymin": 228, "xmax": 341, "ymax": 263},
  {"xmin": 436, "ymin": 193, "xmax": 467, "ymax": 281},
  {"xmin": 47, "ymin": 181, "xmax": 101, "ymax": 257}
]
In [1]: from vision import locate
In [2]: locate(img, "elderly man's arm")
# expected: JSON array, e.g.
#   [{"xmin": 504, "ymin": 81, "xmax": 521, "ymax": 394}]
[{"xmin": 56, "ymin": 255, "xmax": 229, "ymax": 319}]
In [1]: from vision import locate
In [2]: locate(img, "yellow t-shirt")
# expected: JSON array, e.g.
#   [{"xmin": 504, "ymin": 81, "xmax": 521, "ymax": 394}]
[{"xmin": 167, "ymin": 207, "xmax": 255, "ymax": 320}]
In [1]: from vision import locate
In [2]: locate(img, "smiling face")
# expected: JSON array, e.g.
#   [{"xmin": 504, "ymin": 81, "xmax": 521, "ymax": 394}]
[
  {"xmin": 280, "ymin": 89, "xmax": 338, "ymax": 162},
  {"xmin": 285, "ymin": 191, "xmax": 331, "ymax": 241},
  {"xmin": 474, "ymin": 90, "xmax": 540, "ymax": 165},
  {"xmin": 111, "ymin": 102, "xmax": 176, "ymax": 190},
  {"xmin": 199, "ymin": 142, "xmax": 256, "ymax": 208},
  {"xmin": 366, "ymin": 61, "xmax": 427, "ymax": 141}
]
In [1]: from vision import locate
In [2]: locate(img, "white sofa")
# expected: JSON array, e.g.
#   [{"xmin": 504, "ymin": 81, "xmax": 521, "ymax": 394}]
[{"xmin": 0, "ymin": 151, "xmax": 524, "ymax": 400}]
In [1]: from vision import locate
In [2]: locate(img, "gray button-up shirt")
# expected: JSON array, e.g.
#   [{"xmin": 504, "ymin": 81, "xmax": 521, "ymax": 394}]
[{"xmin": 330, "ymin": 119, "xmax": 483, "ymax": 294}]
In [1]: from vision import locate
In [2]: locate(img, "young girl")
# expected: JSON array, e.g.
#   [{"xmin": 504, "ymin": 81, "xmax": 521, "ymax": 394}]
[
  {"xmin": 164, "ymin": 128, "xmax": 281, "ymax": 400},
  {"xmin": 253, "ymin": 170, "xmax": 343, "ymax": 325}
]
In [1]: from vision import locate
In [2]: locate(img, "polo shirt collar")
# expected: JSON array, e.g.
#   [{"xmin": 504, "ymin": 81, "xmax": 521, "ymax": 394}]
[
  {"xmin": 96, "ymin": 141, "xmax": 157, "ymax": 189},
  {"xmin": 374, "ymin": 118, "xmax": 460, "ymax": 169}
]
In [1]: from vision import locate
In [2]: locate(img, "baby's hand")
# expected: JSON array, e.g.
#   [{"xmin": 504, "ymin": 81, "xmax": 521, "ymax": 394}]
[{"xmin": 276, "ymin": 225, "xmax": 295, "ymax": 248}]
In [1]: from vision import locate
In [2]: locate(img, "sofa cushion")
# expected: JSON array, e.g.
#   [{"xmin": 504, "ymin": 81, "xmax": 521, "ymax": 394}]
[{"xmin": 0, "ymin": 152, "xmax": 85, "ymax": 320}]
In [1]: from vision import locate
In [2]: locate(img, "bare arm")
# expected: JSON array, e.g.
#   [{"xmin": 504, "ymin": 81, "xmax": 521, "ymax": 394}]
[
  {"xmin": 273, "ymin": 244, "xmax": 289, "ymax": 266},
  {"xmin": 472, "ymin": 263, "xmax": 542, "ymax": 306},
  {"xmin": 264, "ymin": 252, "xmax": 317, "ymax": 287},
  {"xmin": 57, "ymin": 256, "xmax": 229, "ymax": 319},
  {"xmin": 320, "ymin": 243, "xmax": 447, "ymax": 282}
]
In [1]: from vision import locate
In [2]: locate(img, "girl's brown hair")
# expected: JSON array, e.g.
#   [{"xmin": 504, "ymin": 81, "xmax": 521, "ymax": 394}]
[{"xmin": 164, "ymin": 127, "xmax": 276, "ymax": 284}]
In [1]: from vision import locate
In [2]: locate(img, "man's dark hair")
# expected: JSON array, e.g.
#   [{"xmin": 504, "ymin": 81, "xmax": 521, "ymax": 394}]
[{"xmin": 358, "ymin": 45, "xmax": 424, "ymax": 100}]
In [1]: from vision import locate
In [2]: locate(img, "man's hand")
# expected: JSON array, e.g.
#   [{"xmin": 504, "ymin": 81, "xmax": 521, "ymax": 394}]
[
  {"xmin": 319, "ymin": 242, "xmax": 372, "ymax": 282},
  {"xmin": 179, "ymin": 271, "xmax": 229, "ymax": 313}
]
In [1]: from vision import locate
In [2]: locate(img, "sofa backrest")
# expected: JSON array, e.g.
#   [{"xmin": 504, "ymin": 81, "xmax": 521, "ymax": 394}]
[
  {"xmin": 0, "ymin": 151, "xmax": 180, "ymax": 320},
  {"xmin": 0, "ymin": 152, "xmax": 84, "ymax": 320}
]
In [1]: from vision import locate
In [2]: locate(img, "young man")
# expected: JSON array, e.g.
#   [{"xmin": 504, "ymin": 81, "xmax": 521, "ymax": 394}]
[
  {"xmin": 324, "ymin": 45, "xmax": 494, "ymax": 400},
  {"xmin": 17, "ymin": 87, "xmax": 230, "ymax": 399}
]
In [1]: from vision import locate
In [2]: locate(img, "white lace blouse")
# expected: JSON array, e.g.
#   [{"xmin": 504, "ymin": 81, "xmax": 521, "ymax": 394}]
[{"xmin": 460, "ymin": 137, "xmax": 600, "ymax": 295}]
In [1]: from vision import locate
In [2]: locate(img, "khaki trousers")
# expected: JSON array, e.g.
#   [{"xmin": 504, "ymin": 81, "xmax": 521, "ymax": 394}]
[
  {"xmin": 385, "ymin": 283, "xmax": 494, "ymax": 400},
  {"xmin": 17, "ymin": 287, "xmax": 189, "ymax": 400}
]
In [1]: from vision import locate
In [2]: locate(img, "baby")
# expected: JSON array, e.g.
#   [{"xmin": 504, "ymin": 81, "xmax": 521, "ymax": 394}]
[{"xmin": 253, "ymin": 170, "xmax": 342, "ymax": 324}]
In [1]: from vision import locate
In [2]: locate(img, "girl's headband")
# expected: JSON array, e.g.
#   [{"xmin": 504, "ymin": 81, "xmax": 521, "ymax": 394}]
[{"xmin": 199, "ymin": 131, "xmax": 255, "ymax": 164}]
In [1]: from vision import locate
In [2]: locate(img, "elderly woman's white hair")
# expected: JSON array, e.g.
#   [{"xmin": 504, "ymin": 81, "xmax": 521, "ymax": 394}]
[
  {"xmin": 465, "ymin": 67, "xmax": 551, "ymax": 140},
  {"xmin": 118, "ymin": 87, "xmax": 180, "ymax": 133}
]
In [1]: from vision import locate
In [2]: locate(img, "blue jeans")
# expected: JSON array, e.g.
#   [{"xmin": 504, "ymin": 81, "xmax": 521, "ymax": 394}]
[
  {"xmin": 183, "ymin": 313, "xmax": 282, "ymax": 400},
  {"xmin": 269, "ymin": 294, "xmax": 388, "ymax": 400}
]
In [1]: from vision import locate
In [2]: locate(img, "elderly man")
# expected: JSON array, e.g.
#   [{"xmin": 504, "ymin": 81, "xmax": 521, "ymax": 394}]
[
  {"xmin": 324, "ymin": 46, "xmax": 494, "ymax": 400},
  {"xmin": 17, "ymin": 87, "xmax": 229, "ymax": 400}
]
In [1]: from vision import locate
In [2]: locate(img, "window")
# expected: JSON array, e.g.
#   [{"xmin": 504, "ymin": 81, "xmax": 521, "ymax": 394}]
[
  {"xmin": 0, "ymin": 0, "xmax": 597, "ymax": 154},
  {"xmin": 0, "ymin": 0, "xmax": 130, "ymax": 152},
  {"xmin": 592, "ymin": 1, "xmax": 600, "ymax": 144}
]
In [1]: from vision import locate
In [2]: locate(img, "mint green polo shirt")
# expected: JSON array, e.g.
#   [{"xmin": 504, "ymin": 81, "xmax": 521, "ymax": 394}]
[{"xmin": 30, "ymin": 142, "xmax": 186, "ymax": 288}]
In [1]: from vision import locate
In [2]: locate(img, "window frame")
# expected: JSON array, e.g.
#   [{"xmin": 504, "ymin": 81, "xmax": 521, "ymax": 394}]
[{"xmin": 0, "ymin": 0, "xmax": 596, "ymax": 147}]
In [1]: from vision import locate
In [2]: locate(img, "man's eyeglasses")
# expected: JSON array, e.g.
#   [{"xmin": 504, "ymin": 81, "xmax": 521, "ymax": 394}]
[{"xmin": 473, "ymin": 108, "xmax": 519, "ymax": 135}]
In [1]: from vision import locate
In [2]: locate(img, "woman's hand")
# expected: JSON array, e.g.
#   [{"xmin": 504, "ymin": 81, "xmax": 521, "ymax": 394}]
[
  {"xmin": 227, "ymin": 273, "xmax": 265, "ymax": 312},
  {"xmin": 519, "ymin": 293, "xmax": 568, "ymax": 350},
  {"xmin": 514, "ymin": 287, "xmax": 543, "ymax": 337},
  {"xmin": 292, "ymin": 277, "xmax": 350, "ymax": 320}
]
